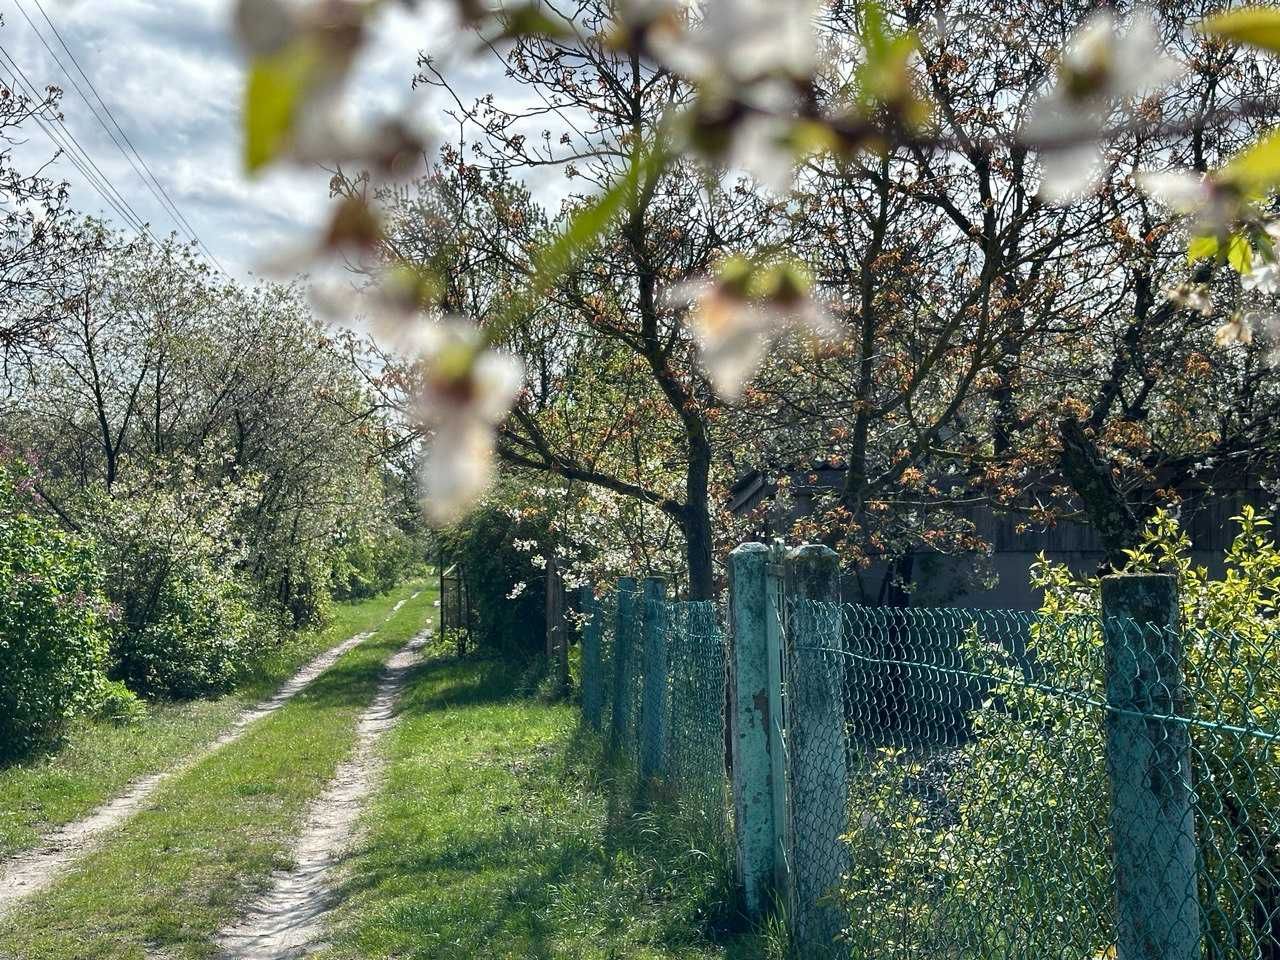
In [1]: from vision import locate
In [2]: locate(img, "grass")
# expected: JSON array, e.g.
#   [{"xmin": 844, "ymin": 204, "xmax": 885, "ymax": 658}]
[
  {"xmin": 0, "ymin": 579, "xmax": 427, "ymax": 860},
  {"xmin": 0, "ymin": 585, "xmax": 437, "ymax": 960},
  {"xmin": 314, "ymin": 656, "xmax": 771, "ymax": 960}
]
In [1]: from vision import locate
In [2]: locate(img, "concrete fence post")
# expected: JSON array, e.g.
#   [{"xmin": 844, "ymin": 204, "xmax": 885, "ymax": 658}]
[
  {"xmin": 640, "ymin": 576, "xmax": 669, "ymax": 780},
  {"xmin": 610, "ymin": 577, "xmax": 638, "ymax": 754},
  {"xmin": 580, "ymin": 584, "xmax": 603, "ymax": 731},
  {"xmin": 728, "ymin": 543, "xmax": 787, "ymax": 916},
  {"xmin": 1102, "ymin": 573, "xmax": 1201, "ymax": 960},
  {"xmin": 785, "ymin": 544, "xmax": 849, "ymax": 954}
]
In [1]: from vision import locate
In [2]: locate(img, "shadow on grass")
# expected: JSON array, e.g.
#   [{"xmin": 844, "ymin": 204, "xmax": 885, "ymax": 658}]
[{"xmin": 326, "ymin": 655, "xmax": 770, "ymax": 959}]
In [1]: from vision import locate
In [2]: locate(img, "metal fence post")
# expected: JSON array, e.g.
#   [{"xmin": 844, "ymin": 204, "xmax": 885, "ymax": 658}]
[
  {"xmin": 640, "ymin": 576, "xmax": 669, "ymax": 780},
  {"xmin": 785, "ymin": 544, "xmax": 849, "ymax": 954},
  {"xmin": 610, "ymin": 576, "xmax": 638, "ymax": 754},
  {"xmin": 728, "ymin": 543, "xmax": 786, "ymax": 916},
  {"xmin": 1102, "ymin": 573, "xmax": 1201, "ymax": 960},
  {"xmin": 580, "ymin": 584, "xmax": 603, "ymax": 731}
]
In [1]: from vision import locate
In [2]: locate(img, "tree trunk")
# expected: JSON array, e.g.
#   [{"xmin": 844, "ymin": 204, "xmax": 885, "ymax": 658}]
[
  {"xmin": 1058, "ymin": 416, "xmax": 1142, "ymax": 569},
  {"xmin": 685, "ymin": 437, "xmax": 715, "ymax": 601}
]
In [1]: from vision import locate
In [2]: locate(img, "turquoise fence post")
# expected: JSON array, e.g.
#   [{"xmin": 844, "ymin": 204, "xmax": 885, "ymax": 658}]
[
  {"xmin": 728, "ymin": 543, "xmax": 786, "ymax": 916},
  {"xmin": 784, "ymin": 544, "xmax": 848, "ymax": 955},
  {"xmin": 1102, "ymin": 573, "xmax": 1201, "ymax": 960},
  {"xmin": 580, "ymin": 584, "xmax": 603, "ymax": 731},
  {"xmin": 610, "ymin": 577, "xmax": 637, "ymax": 754},
  {"xmin": 640, "ymin": 576, "xmax": 669, "ymax": 780}
]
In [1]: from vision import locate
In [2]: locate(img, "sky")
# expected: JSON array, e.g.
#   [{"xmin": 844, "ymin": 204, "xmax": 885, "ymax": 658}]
[{"xmin": 1, "ymin": 0, "xmax": 530, "ymax": 279}]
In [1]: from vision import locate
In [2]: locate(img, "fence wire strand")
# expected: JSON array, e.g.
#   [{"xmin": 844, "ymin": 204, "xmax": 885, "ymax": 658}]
[{"xmin": 579, "ymin": 583, "xmax": 1280, "ymax": 960}]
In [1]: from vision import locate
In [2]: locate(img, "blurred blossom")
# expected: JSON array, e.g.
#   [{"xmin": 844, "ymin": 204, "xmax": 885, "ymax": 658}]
[
  {"xmin": 723, "ymin": 96, "xmax": 800, "ymax": 194},
  {"xmin": 1137, "ymin": 170, "xmax": 1244, "ymax": 238},
  {"xmin": 1243, "ymin": 262, "xmax": 1280, "ymax": 295},
  {"xmin": 649, "ymin": 0, "xmax": 819, "ymax": 194},
  {"xmin": 1163, "ymin": 281, "xmax": 1213, "ymax": 316},
  {"xmin": 667, "ymin": 258, "xmax": 836, "ymax": 400},
  {"xmin": 414, "ymin": 319, "xmax": 524, "ymax": 525},
  {"xmin": 507, "ymin": 581, "xmax": 528, "ymax": 599},
  {"xmin": 1215, "ymin": 312, "xmax": 1254, "ymax": 348},
  {"xmin": 650, "ymin": 0, "xmax": 818, "ymax": 86},
  {"xmin": 1026, "ymin": 10, "xmax": 1182, "ymax": 203}
]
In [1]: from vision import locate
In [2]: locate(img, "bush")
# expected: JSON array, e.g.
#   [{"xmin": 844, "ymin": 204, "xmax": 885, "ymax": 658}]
[
  {"xmin": 439, "ymin": 505, "xmax": 549, "ymax": 654},
  {"xmin": 85, "ymin": 469, "xmax": 277, "ymax": 699},
  {"xmin": 0, "ymin": 463, "xmax": 111, "ymax": 758},
  {"xmin": 92, "ymin": 679, "xmax": 148, "ymax": 725},
  {"xmin": 330, "ymin": 523, "xmax": 424, "ymax": 602},
  {"xmin": 115, "ymin": 572, "xmax": 269, "ymax": 698}
]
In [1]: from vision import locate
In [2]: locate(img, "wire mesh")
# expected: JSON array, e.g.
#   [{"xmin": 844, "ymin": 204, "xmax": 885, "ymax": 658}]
[
  {"xmin": 663, "ymin": 600, "xmax": 731, "ymax": 851},
  {"xmin": 787, "ymin": 601, "xmax": 1280, "ymax": 960}
]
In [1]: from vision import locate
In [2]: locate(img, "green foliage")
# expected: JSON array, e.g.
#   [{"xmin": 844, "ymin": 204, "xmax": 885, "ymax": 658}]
[
  {"xmin": 841, "ymin": 507, "xmax": 1280, "ymax": 958},
  {"xmin": 439, "ymin": 503, "xmax": 549, "ymax": 653},
  {"xmin": 329, "ymin": 522, "xmax": 424, "ymax": 602},
  {"xmin": 0, "ymin": 463, "xmax": 111, "ymax": 758},
  {"xmin": 91, "ymin": 679, "xmax": 149, "ymax": 726},
  {"xmin": 84, "ymin": 470, "xmax": 277, "ymax": 699}
]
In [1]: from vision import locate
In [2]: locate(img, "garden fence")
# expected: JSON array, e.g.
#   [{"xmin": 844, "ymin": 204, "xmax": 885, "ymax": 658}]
[{"xmin": 576, "ymin": 543, "xmax": 1280, "ymax": 960}]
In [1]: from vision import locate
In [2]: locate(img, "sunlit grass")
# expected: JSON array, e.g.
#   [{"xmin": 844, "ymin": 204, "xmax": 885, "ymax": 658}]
[
  {"xmin": 0, "ymin": 585, "xmax": 437, "ymax": 960},
  {"xmin": 0, "ymin": 579, "xmax": 427, "ymax": 860},
  {"xmin": 315, "ymin": 656, "xmax": 769, "ymax": 960}
]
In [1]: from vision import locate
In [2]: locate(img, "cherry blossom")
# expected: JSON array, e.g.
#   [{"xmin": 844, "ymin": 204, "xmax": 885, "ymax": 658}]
[
  {"xmin": 667, "ymin": 258, "xmax": 836, "ymax": 400},
  {"xmin": 1026, "ymin": 10, "xmax": 1182, "ymax": 203},
  {"xmin": 412, "ymin": 319, "xmax": 524, "ymax": 525}
]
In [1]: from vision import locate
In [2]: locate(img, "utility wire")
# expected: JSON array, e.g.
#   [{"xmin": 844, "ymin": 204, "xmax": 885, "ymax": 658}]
[
  {"xmin": 22, "ymin": 0, "xmax": 227, "ymax": 273},
  {"xmin": 0, "ymin": 44, "xmax": 152, "ymax": 234},
  {"xmin": 8, "ymin": 1, "xmax": 229, "ymax": 273}
]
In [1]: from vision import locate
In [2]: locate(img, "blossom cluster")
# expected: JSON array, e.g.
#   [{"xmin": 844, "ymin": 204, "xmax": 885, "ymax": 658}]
[{"xmin": 233, "ymin": 0, "xmax": 1280, "ymax": 524}]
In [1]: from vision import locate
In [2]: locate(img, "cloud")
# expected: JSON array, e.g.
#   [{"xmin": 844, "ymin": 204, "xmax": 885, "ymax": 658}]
[{"xmin": 2, "ymin": 0, "xmax": 528, "ymax": 279}]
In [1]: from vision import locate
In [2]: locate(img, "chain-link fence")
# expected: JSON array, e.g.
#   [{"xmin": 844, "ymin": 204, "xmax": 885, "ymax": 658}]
[
  {"xmin": 579, "ymin": 580, "xmax": 731, "ymax": 861},
  {"xmin": 798, "ymin": 600, "xmax": 1280, "ymax": 960},
  {"xmin": 574, "ymin": 553, "xmax": 1280, "ymax": 960}
]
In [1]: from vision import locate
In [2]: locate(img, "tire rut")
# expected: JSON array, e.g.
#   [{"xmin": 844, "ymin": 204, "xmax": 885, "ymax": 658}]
[
  {"xmin": 0, "ymin": 592, "xmax": 420, "ymax": 914},
  {"xmin": 213, "ymin": 629, "xmax": 431, "ymax": 960}
]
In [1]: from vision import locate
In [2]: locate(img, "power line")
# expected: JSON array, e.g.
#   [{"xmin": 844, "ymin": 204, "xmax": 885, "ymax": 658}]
[
  {"xmin": 22, "ymin": 0, "xmax": 227, "ymax": 273},
  {"xmin": 0, "ymin": 44, "xmax": 152, "ymax": 235},
  {"xmin": 8, "ymin": 1, "xmax": 229, "ymax": 273}
]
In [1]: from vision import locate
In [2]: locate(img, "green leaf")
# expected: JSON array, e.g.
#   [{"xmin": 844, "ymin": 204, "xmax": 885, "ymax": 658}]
[
  {"xmin": 1187, "ymin": 234, "xmax": 1219, "ymax": 263},
  {"xmin": 1221, "ymin": 129, "xmax": 1280, "ymax": 192},
  {"xmin": 1200, "ymin": 7, "xmax": 1280, "ymax": 54},
  {"xmin": 244, "ymin": 42, "xmax": 320, "ymax": 173},
  {"xmin": 488, "ymin": 146, "xmax": 668, "ymax": 339},
  {"xmin": 1227, "ymin": 232, "xmax": 1255, "ymax": 274},
  {"xmin": 486, "ymin": 4, "xmax": 573, "ymax": 42}
]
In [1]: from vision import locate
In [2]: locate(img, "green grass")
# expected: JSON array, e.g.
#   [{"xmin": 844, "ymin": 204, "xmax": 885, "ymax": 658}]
[
  {"xmin": 0, "ymin": 585, "xmax": 437, "ymax": 960},
  {"xmin": 0, "ymin": 580, "xmax": 426, "ymax": 860},
  {"xmin": 314, "ymin": 656, "xmax": 770, "ymax": 960}
]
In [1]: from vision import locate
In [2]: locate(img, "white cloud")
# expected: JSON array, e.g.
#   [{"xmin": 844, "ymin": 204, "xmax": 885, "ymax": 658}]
[{"xmin": 3, "ymin": 0, "xmax": 524, "ymax": 278}]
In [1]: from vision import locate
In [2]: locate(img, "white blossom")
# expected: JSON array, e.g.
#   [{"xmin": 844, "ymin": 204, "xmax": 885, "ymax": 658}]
[
  {"xmin": 1215, "ymin": 313, "xmax": 1254, "ymax": 348},
  {"xmin": 666, "ymin": 271, "xmax": 835, "ymax": 400},
  {"xmin": 414, "ymin": 319, "xmax": 524, "ymax": 526},
  {"xmin": 723, "ymin": 96, "xmax": 798, "ymax": 194},
  {"xmin": 1026, "ymin": 10, "xmax": 1182, "ymax": 203},
  {"xmin": 1137, "ymin": 169, "xmax": 1257, "ymax": 249},
  {"xmin": 650, "ymin": 0, "xmax": 818, "ymax": 87},
  {"xmin": 1163, "ymin": 281, "xmax": 1212, "ymax": 317},
  {"xmin": 507, "ymin": 581, "xmax": 528, "ymax": 599},
  {"xmin": 1243, "ymin": 263, "xmax": 1280, "ymax": 295}
]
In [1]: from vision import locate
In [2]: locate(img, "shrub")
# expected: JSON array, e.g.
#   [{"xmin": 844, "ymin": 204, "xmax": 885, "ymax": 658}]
[
  {"xmin": 439, "ymin": 505, "xmax": 549, "ymax": 653},
  {"xmin": 85, "ymin": 469, "xmax": 277, "ymax": 699},
  {"xmin": 329, "ymin": 523, "xmax": 423, "ymax": 602},
  {"xmin": 0, "ymin": 463, "xmax": 111, "ymax": 758},
  {"xmin": 92, "ymin": 679, "xmax": 148, "ymax": 726}
]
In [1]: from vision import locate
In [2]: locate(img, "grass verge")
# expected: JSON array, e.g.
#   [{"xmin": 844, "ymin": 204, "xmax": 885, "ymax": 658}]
[
  {"xmin": 0, "ymin": 585, "xmax": 437, "ymax": 960},
  {"xmin": 314, "ymin": 656, "xmax": 768, "ymax": 960},
  {"xmin": 0, "ymin": 579, "xmax": 426, "ymax": 861}
]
